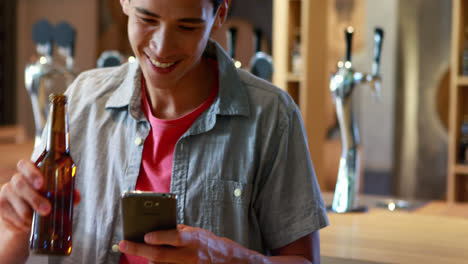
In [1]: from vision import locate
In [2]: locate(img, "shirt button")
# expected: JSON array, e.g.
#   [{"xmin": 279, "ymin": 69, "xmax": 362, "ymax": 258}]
[
  {"xmin": 111, "ymin": 244, "xmax": 119, "ymax": 253},
  {"xmin": 135, "ymin": 137, "xmax": 143, "ymax": 146},
  {"xmin": 234, "ymin": 188, "xmax": 242, "ymax": 197}
]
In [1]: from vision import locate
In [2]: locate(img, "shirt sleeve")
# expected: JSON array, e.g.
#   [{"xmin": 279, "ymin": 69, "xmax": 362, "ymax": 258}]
[{"xmin": 254, "ymin": 104, "xmax": 329, "ymax": 250}]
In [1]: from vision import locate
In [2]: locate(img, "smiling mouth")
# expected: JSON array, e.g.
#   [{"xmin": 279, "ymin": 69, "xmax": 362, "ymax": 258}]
[{"xmin": 149, "ymin": 57, "xmax": 176, "ymax": 68}]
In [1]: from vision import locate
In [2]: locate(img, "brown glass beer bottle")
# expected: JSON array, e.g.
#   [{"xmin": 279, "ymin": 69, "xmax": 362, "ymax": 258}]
[{"xmin": 29, "ymin": 94, "xmax": 76, "ymax": 255}]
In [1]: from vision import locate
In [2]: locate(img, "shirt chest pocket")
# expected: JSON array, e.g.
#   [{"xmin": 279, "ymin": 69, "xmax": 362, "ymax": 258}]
[
  {"xmin": 205, "ymin": 179, "xmax": 252, "ymax": 207},
  {"xmin": 201, "ymin": 179, "xmax": 253, "ymax": 239}
]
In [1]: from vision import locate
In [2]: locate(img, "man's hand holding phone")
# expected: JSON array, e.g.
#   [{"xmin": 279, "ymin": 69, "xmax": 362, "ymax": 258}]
[
  {"xmin": 118, "ymin": 224, "xmax": 266, "ymax": 263},
  {"xmin": 120, "ymin": 192, "xmax": 266, "ymax": 263}
]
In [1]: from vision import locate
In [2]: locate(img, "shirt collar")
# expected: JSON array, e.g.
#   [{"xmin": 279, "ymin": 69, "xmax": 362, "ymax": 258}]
[
  {"xmin": 206, "ymin": 40, "xmax": 250, "ymax": 117},
  {"xmin": 105, "ymin": 60, "xmax": 141, "ymax": 109},
  {"xmin": 104, "ymin": 39, "xmax": 250, "ymax": 120}
]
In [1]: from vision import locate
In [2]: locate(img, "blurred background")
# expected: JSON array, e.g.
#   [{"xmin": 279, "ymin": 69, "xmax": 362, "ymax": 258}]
[{"xmin": 0, "ymin": 0, "xmax": 459, "ymax": 201}]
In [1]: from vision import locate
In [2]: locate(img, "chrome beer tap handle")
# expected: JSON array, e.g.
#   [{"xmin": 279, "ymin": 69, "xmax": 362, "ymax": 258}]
[
  {"xmin": 370, "ymin": 28, "xmax": 384, "ymax": 98},
  {"xmin": 54, "ymin": 21, "xmax": 77, "ymax": 81},
  {"xmin": 227, "ymin": 27, "xmax": 237, "ymax": 59},
  {"xmin": 330, "ymin": 27, "xmax": 356, "ymax": 101},
  {"xmin": 345, "ymin": 26, "xmax": 353, "ymax": 63},
  {"xmin": 352, "ymin": 28, "xmax": 384, "ymax": 98},
  {"xmin": 372, "ymin": 28, "xmax": 384, "ymax": 77},
  {"xmin": 227, "ymin": 27, "xmax": 242, "ymax": 68},
  {"xmin": 31, "ymin": 19, "xmax": 54, "ymax": 62}
]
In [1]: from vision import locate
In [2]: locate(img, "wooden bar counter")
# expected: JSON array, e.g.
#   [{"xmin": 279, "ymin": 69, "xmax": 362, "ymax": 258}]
[{"xmin": 321, "ymin": 194, "xmax": 468, "ymax": 264}]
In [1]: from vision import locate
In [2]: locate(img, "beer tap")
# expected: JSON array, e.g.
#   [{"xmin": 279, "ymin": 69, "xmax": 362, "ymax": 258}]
[
  {"xmin": 330, "ymin": 27, "xmax": 384, "ymax": 213},
  {"xmin": 25, "ymin": 19, "xmax": 56, "ymax": 146},
  {"xmin": 25, "ymin": 20, "xmax": 77, "ymax": 147}
]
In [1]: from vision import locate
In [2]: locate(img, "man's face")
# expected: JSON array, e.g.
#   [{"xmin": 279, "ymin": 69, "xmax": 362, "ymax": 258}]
[{"xmin": 121, "ymin": 0, "xmax": 223, "ymax": 89}]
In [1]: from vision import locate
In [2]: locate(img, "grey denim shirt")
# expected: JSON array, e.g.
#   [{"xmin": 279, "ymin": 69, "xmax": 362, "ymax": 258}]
[{"xmin": 28, "ymin": 41, "xmax": 329, "ymax": 264}]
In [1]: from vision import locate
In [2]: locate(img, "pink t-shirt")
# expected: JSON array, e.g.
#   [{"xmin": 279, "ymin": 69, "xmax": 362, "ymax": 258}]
[{"xmin": 119, "ymin": 72, "xmax": 218, "ymax": 264}]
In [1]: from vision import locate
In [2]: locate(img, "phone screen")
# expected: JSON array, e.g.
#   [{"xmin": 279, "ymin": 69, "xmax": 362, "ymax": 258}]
[{"xmin": 121, "ymin": 191, "xmax": 177, "ymax": 243}]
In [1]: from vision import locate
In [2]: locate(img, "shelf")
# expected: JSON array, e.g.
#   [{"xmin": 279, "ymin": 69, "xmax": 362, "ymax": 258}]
[
  {"xmin": 273, "ymin": 0, "xmax": 328, "ymax": 189},
  {"xmin": 448, "ymin": 0, "xmax": 468, "ymax": 202},
  {"xmin": 458, "ymin": 76, "xmax": 468, "ymax": 86},
  {"xmin": 455, "ymin": 164, "xmax": 468, "ymax": 175}
]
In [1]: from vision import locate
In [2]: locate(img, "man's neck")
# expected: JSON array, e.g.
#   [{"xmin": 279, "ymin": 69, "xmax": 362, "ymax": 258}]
[{"xmin": 144, "ymin": 57, "xmax": 215, "ymax": 120}]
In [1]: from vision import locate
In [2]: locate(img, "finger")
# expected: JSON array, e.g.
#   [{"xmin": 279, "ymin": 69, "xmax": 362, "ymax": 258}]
[
  {"xmin": 1, "ymin": 217, "xmax": 26, "ymax": 233},
  {"xmin": 16, "ymin": 160, "xmax": 43, "ymax": 190},
  {"xmin": 10, "ymin": 174, "xmax": 50, "ymax": 216},
  {"xmin": 2, "ymin": 181, "xmax": 35, "ymax": 226},
  {"xmin": 73, "ymin": 189, "xmax": 81, "ymax": 206},
  {"xmin": 0, "ymin": 195, "xmax": 31, "ymax": 232},
  {"xmin": 144, "ymin": 225, "xmax": 194, "ymax": 247},
  {"xmin": 119, "ymin": 240, "xmax": 192, "ymax": 263}
]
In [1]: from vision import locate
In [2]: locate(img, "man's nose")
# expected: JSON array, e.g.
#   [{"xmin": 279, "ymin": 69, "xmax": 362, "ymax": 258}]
[{"xmin": 149, "ymin": 26, "xmax": 175, "ymax": 58}]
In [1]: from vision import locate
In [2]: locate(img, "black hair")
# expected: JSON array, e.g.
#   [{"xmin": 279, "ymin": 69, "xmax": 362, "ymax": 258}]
[
  {"xmin": 129, "ymin": 0, "xmax": 223, "ymax": 14},
  {"xmin": 211, "ymin": 0, "xmax": 223, "ymax": 12}
]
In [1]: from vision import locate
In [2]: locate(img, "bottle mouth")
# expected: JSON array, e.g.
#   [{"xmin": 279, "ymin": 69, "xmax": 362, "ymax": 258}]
[{"xmin": 49, "ymin": 93, "xmax": 67, "ymax": 104}]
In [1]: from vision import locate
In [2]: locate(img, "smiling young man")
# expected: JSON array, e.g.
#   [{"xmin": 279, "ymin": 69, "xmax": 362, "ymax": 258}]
[{"xmin": 0, "ymin": 0, "xmax": 328, "ymax": 263}]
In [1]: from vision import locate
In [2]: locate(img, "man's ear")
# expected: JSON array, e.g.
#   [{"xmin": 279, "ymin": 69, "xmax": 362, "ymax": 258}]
[
  {"xmin": 211, "ymin": 0, "xmax": 229, "ymax": 32},
  {"xmin": 120, "ymin": 0, "xmax": 130, "ymax": 16}
]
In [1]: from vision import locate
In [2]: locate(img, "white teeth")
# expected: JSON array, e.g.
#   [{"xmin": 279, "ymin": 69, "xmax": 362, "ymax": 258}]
[{"xmin": 150, "ymin": 58, "xmax": 175, "ymax": 68}]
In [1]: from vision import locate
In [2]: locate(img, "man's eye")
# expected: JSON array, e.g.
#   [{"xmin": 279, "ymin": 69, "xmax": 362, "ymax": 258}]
[
  {"xmin": 139, "ymin": 17, "xmax": 155, "ymax": 23},
  {"xmin": 180, "ymin": 26, "xmax": 196, "ymax": 31}
]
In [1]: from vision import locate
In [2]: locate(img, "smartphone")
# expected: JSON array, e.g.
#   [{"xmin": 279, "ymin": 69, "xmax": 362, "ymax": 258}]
[{"xmin": 121, "ymin": 191, "xmax": 177, "ymax": 243}]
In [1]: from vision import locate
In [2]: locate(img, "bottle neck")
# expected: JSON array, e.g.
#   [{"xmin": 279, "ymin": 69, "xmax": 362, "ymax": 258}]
[{"xmin": 45, "ymin": 102, "xmax": 69, "ymax": 154}]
